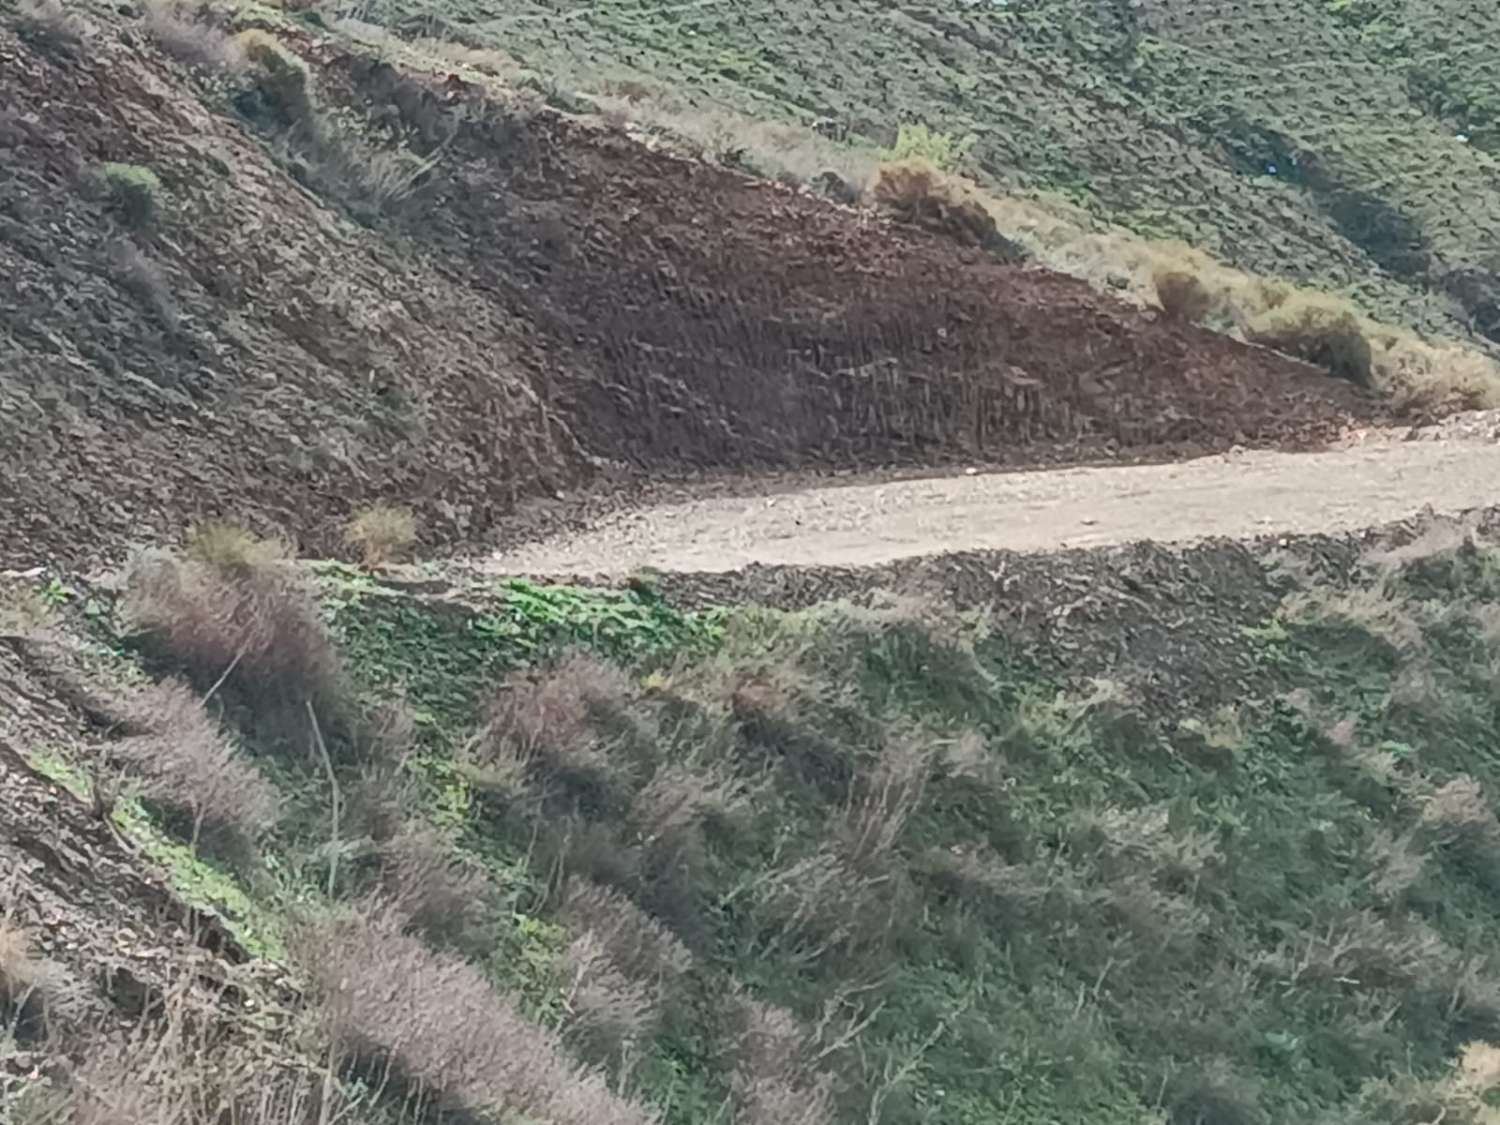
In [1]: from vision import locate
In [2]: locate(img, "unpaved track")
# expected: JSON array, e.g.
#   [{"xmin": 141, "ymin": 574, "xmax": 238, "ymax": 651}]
[{"xmin": 490, "ymin": 439, "xmax": 1500, "ymax": 576}]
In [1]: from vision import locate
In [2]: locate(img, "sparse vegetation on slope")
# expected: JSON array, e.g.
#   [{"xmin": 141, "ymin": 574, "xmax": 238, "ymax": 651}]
[{"xmin": 11, "ymin": 515, "xmax": 1500, "ymax": 1123}]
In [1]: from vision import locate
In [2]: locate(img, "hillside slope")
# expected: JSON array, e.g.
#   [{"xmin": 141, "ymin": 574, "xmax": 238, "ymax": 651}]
[
  {"xmin": 0, "ymin": 0, "xmax": 1376, "ymax": 569},
  {"xmin": 9, "ymin": 514, "xmax": 1500, "ymax": 1123},
  {"xmin": 377, "ymin": 0, "xmax": 1500, "ymax": 344}
]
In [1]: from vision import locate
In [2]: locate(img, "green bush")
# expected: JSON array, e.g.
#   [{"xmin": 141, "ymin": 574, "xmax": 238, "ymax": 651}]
[
  {"xmin": 98, "ymin": 163, "xmax": 162, "ymax": 230},
  {"xmin": 880, "ymin": 123, "xmax": 974, "ymax": 172},
  {"xmin": 235, "ymin": 29, "xmax": 314, "ymax": 127}
]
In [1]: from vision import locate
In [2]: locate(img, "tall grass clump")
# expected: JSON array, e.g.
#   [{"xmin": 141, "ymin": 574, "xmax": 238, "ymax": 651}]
[
  {"xmin": 121, "ymin": 524, "xmax": 347, "ymax": 737},
  {"xmin": 296, "ymin": 901, "xmax": 659, "ymax": 1125}
]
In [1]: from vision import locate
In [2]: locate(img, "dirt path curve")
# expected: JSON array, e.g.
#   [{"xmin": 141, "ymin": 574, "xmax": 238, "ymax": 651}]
[{"xmin": 489, "ymin": 438, "xmax": 1500, "ymax": 576}]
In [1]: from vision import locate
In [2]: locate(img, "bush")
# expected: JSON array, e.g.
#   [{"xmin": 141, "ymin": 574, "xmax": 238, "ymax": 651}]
[
  {"xmin": 296, "ymin": 901, "xmax": 657, "ymax": 1125},
  {"xmin": 879, "ymin": 123, "xmax": 974, "ymax": 172},
  {"xmin": 97, "ymin": 163, "xmax": 162, "ymax": 230},
  {"xmin": 1153, "ymin": 265, "xmax": 1217, "ymax": 322},
  {"xmin": 235, "ymin": 30, "xmax": 314, "ymax": 127},
  {"xmin": 112, "ymin": 677, "xmax": 280, "ymax": 858},
  {"xmin": 143, "ymin": 0, "xmax": 245, "ymax": 72},
  {"xmin": 466, "ymin": 652, "xmax": 633, "ymax": 798},
  {"xmin": 1245, "ymin": 293, "xmax": 1374, "ymax": 385},
  {"xmin": 868, "ymin": 158, "xmax": 1018, "ymax": 255},
  {"xmin": 121, "ymin": 528, "xmax": 347, "ymax": 737},
  {"xmin": 344, "ymin": 503, "xmax": 417, "ymax": 567},
  {"xmin": 377, "ymin": 824, "xmax": 494, "ymax": 951},
  {"xmin": 559, "ymin": 877, "xmax": 692, "ymax": 985}
]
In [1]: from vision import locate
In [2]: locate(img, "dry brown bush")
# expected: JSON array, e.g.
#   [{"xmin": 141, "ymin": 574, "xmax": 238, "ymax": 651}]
[
  {"xmin": 559, "ymin": 877, "xmax": 692, "ymax": 985},
  {"xmin": 297, "ymin": 900, "xmax": 657, "ymax": 1125},
  {"xmin": 729, "ymin": 1000, "xmax": 835, "ymax": 1125},
  {"xmin": 561, "ymin": 930, "xmax": 658, "ymax": 1069},
  {"xmin": 868, "ymin": 158, "xmax": 1007, "ymax": 252},
  {"xmin": 344, "ymin": 504, "xmax": 417, "ymax": 567},
  {"xmin": 121, "ymin": 533, "xmax": 347, "ymax": 735},
  {"xmin": 842, "ymin": 735, "xmax": 933, "ymax": 870},
  {"xmin": 377, "ymin": 824, "xmax": 493, "ymax": 950},
  {"xmin": 1421, "ymin": 775, "xmax": 1500, "ymax": 859},
  {"xmin": 630, "ymin": 762, "xmax": 745, "ymax": 847},
  {"xmin": 143, "ymin": 0, "xmax": 245, "ymax": 71},
  {"xmin": 1364, "ymin": 828, "xmax": 1427, "ymax": 904},
  {"xmin": 16, "ymin": 976, "xmax": 341, "ymax": 1125},
  {"xmin": 467, "ymin": 651, "xmax": 632, "ymax": 793},
  {"xmin": 1152, "ymin": 265, "xmax": 1217, "ymax": 322},
  {"xmin": 112, "ymin": 677, "xmax": 280, "ymax": 856},
  {"xmin": 1245, "ymin": 293, "xmax": 1374, "ymax": 385}
]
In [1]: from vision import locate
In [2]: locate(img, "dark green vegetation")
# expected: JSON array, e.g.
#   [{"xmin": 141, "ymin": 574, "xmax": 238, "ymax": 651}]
[
  {"xmin": 351, "ymin": 0, "xmax": 1500, "ymax": 344},
  {"xmin": 12, "ymin": 521, "xmax": 1500, "ymax": 1122}
]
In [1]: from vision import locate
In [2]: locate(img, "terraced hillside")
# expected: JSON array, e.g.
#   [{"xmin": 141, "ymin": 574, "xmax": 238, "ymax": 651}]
[{"xmin": 358, "ymin": 0, "xmax": 1500, "ymax": 343}]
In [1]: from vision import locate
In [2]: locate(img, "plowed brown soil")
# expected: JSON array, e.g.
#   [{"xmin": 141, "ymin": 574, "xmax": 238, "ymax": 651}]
[{"xmin": 1, "ymin": 9, "xmax": 1377, "ymax": 570}]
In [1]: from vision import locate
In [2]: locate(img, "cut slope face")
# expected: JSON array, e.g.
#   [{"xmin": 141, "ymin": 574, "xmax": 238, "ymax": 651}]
[
  {"xmin": 0, "ymin": 6, "xmax": 1370, "ymax": 568},
  {"xmin": 386, "ymin": 0, "xmax": 1500, "ymax": 344}
]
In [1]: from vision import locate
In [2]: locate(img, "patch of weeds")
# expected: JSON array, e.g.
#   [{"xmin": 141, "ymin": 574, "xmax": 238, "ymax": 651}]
[{"xmin": 95, "ymin": 163, "xmax": 162, "ymax": 231}]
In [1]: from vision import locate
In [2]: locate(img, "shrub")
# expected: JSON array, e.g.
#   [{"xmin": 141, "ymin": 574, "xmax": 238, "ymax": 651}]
[
  {"xmin": 1153, "ymin": 265, "xmax": 1217, "ymax": 322},
  {"xmin": 377, "ymin": 824, "xmax": 494, "ymax": 951},
  {"xmin": 869, "ymin": 158, "xmax": 1015, "ymax": 253},
  {"xmin": 96, "ymin": 164, "xmax": 162, "ymax": 230},
  {"xmin": 729, "ymin": 1000, "xmax": 836, "ymax": 1125},
  {"xmin": 143, "ymin": 0, "xmax": 245, "ymax": 72},
  {"xmin": 105, "ymin": 239, "xmax": 179, "ymax": 332},
  {"xmin": 121, "ymin": 530, "xmax": 347, "ymax": 737},
  {"xmin": 558, "ymin": 877, "xmax": 692, "ymax": 985},
  {"xmin": 467, "ymin": 652, "xmax": 633, "ymax": 797},
  {"xmin": 841, "ymin": 734, "xmax": 933, "ymax": 870},
  {"xmin": 112, "ymin": 677, "xmax": 280, "ymax": 857},
  {"xmin": 1245, "ymin": 293, "xmax": 1374, "ymax": 385},
  {"xmin": 879, "ymin": 123, "xmax": 974, "ymax": 172},
  {"xmin": 296, "ymin": 901, "xmax": 657, "ymax": 1125},
  {"xmin": 561, "ymin": 930, "xmax": 658, "ymax": 1069},
  {"xmin": 235, "ymin": 30, "xmax": 314, "ymax": 127},
  {"xmin": 344, "ymin": 503, "xmax": 417, "ymax": 567}
]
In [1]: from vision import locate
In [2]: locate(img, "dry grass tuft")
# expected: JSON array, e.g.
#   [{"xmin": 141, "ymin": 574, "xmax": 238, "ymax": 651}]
[
  {"xmin": 729, "ymin": 1000, "xmax": 836, "ymax": 1125},
  {"xmin": 1245, "ymin": 292, "xmax": 1374, "ymax": 385},
  {"xmin": 559, "ymin": 877, "xmax": 692, "ymax": 985},
  {"xmin": 344, "ymin": 504, "xmax": 417, "ymax": 567},
  {"xmin": 377, "ymin": 824, "xmax": 494, "ymax": 950},
  {"xmin": 842, "ymin": 734, "xmax": 933, "ymax": 869},
  {"xmin": 1420, "ymin": 775, "xmax": 1500, "ymax": 864},
  {"xmin": 112, "ymin": 677, "xmax": 280, "ymax": 857},
  {"xmin": 466, "ymin": 651, "xmax": 633, "ymax": 794},
  {"xmin": 17, "ymin": 975, "xmax": 338, "ymax": 1125},
  {"xmin": 561, "ymin": 930, "xmax": 659, "ymax": 1069},
  {"xmin": 143, "ymin": 0, "xmax": 245, "ymax": 71},
  {"xmin": 868, "ymin": 158, "xmax": 1010, "ymax": 253},
  {"xmin": 297, "ymin": 900, "xmax": 658, "ymax": 1124},
  {"xmin": 630, "ymin": 762, "xmax": 745, "ymax": 847},
  {"xmin": 121, "ymin": 532, "xmax": 346, "ymax": 735}
]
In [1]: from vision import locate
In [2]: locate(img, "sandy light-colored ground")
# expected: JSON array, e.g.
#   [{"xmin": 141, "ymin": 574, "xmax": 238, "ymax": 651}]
[{"xmin": 489, "ymin": 434, "xmax": 1500, "ymax": 575}]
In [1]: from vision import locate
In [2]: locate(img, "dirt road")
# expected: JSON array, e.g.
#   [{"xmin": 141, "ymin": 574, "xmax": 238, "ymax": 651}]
[{"xmin": 489, "ymin": 437, "xmax": 1500, "ymax": 575}]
